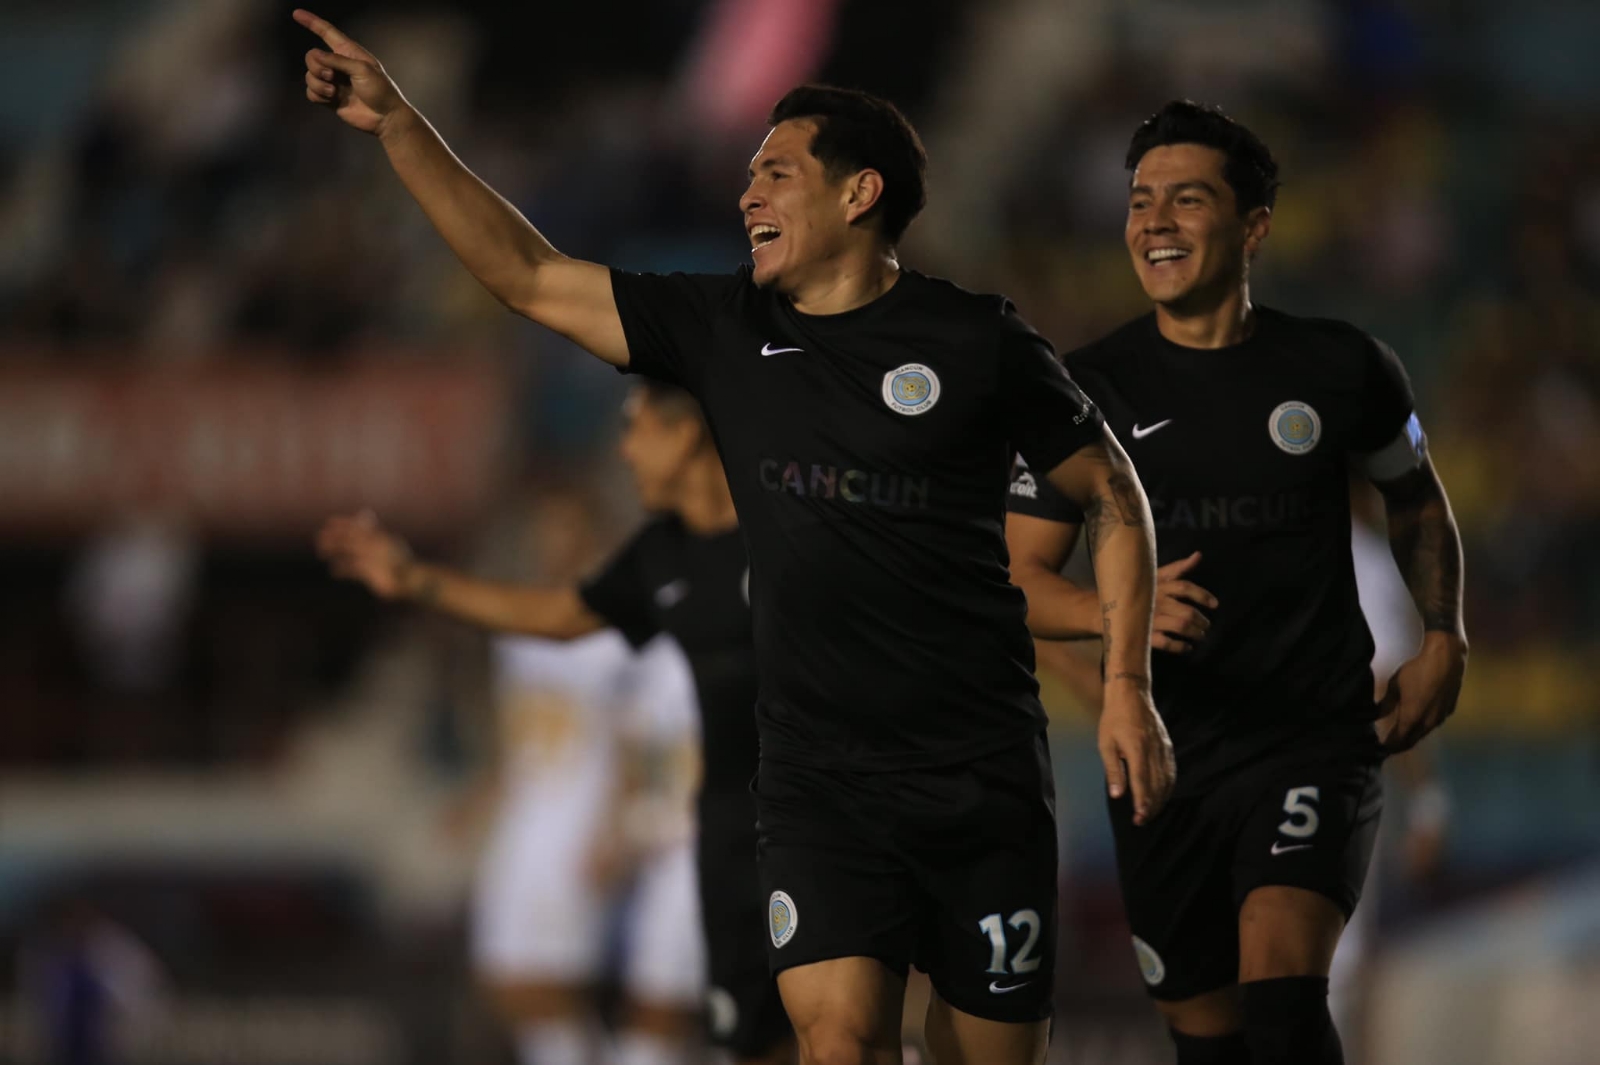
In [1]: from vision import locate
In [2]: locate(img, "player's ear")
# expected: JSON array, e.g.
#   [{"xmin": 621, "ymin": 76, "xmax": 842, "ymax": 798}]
[
  {"xmin": 842, "ymin": 169, "xmax": 885, "ymax": 227},
  {"xmin": 1244, "ymin": 206, "xmax": 1272, "ymax": 260}
]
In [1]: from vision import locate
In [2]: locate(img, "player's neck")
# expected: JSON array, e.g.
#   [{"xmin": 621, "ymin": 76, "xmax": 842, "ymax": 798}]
[
  {"xmin": 1154, "ymin": 285, "xmax": 1255, "ymax": 350},
  {"xmin": 676, "ymin": 458, "xmax": 738, "ymax": 536},
  {"xmin": 786, "ymin": 249, "xmax": 901, "ymax": 316}
]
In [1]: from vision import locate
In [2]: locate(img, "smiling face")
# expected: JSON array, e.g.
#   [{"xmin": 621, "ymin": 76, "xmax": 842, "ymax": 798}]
[
  {"xmin": 1125, "ymin": 143, "xmax": 1271, "ymax": 313},
  {"xmin": 739, "ymin": 119, "xmax": 875, "ymax": 294}
]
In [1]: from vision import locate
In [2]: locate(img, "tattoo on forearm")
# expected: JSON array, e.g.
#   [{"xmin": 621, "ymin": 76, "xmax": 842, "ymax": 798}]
[
  {"xmin": 1083, "ymin": 472, "xmax": 1147, "ymax": 561},
  {"xmin": 1384, "ymin": 478, "xmax": 1463, "ymax": 633},
  {"xmin": 1100, "ymin": 598, "xmax": 1117, "ymax": 660}
]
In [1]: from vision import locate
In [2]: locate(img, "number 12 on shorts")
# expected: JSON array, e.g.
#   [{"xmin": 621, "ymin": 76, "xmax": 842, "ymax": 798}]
[{"xmin": 979, "ymin": 909, "xmax": 1042, "ymax": 975}]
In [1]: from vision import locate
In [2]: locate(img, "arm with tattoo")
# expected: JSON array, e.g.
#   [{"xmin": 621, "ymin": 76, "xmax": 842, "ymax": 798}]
[
  {"xmin": 1373, "ymin": 458, "xmax": 1465, "ymax": 638},
  {"xmin": 1369, "ymin": 454, "xmax": 1468, "ymax": 751},
  {"xmin": 1064, "ymin": 452, "xmax": 1158, "ymax": 687},
  {"xmin": 1044, "ymin": 430, "xmax": 1173, "ymax": 820}
]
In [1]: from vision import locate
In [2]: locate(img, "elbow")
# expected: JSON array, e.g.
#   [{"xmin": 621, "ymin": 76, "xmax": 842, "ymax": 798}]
[{"xmin": 498, "ymin": 249, "xmax": 567, "ymax": 318}]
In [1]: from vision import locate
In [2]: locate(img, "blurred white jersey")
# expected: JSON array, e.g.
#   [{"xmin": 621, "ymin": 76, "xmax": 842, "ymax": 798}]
[
  {"xmin": 1352, "ymin": 522, "xmax": 1424, "ymax": 687},
  {"xmin": 472, "ymin": 630, "xmax": 705, "ymax": 1004}
]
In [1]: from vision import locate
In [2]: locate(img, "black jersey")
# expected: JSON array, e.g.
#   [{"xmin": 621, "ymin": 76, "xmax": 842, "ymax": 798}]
[
  {"xmin": 579, "ymin": 516, "xmax": 755, "ymax": 798},
  {"xmin": 610, "ymin": 267, "xmax": 1103, "ymax": 770},
  {"xmin": 1009, "ymin": 309, "xmax": 1416, "ymax": 795}
]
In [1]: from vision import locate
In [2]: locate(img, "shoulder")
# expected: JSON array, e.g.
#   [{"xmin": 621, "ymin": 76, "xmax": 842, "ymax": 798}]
[
  {"xmin": 897, "ymin": 271, "xmax": 1037, "ymax": 342},
  {"xmin": 611, "ymin": 264, "xmax": 758, "ymax": 308},
  {"xmin": 1059, "ymin": 314, "xmax": 1153, "ymax": 383},
  {"xmin": 1257, "ymin": 306, "xmax": 1391, "ymax": 380}
]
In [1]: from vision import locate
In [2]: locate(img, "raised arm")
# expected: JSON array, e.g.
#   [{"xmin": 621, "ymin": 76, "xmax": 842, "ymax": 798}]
[
  {"xmin": 1369, "ymin": 454, "xmax": 1467, "ymax": 751},
  {"xmin": 295, "ymin": 9, "xmax": 629, "ymax": 366},
  {"xmin": 316, "ymin": 511, "xmax": 605, "ymax": 640},
  {"xmin": 1042, "ymin": 429, "xmax": 1175, "ymax": 822}
]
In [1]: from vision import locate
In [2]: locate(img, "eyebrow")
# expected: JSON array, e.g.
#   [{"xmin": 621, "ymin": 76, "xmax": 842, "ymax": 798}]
[
  {"xmin": 1129, "ymin": 180, "xmax": 1220, "ymax": 197},
  {"xmin": 748, "ymin": 156, "xmax": 797, "ymax": 178}
]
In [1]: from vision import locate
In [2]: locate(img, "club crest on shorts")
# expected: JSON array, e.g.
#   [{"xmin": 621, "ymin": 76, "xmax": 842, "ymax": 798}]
[
  {"xmin": 882, "ymin": 363, "xmax": 941, "ymax": 416},
  {"xmin": 1132, "ymin": 935, "xmax": 1166, "ymax": 987},
  {"xmin": 1269, "ymin": 401, "xmax": 1321, "ymax": 455},
  {"xmin": 769, "ymin": 890, "xmax": 798, "ymax": 948},
  {"xmin": 706, "ymin": 987, "xmax": 739, "ymax": 1038}
]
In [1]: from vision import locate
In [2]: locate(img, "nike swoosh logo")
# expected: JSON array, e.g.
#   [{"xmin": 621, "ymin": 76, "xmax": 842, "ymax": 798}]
[
  {"xmin": 1130, "ymin": 419, "xmax": 1173, "ymax": 440},
  {"xmin": 1271, "ymin": 841, "xmax": 1313, "ymax": 855},
  {"xmin": 654, "ymin": 580, "xmax": 690, "ymax": 608},
  {"xmin": 761, "ymin": 342, "xmax": 804, "ymax": 356},
  {"xmin": 989, "ymin": 980, "xmax": 1031, "ymax": 994}
]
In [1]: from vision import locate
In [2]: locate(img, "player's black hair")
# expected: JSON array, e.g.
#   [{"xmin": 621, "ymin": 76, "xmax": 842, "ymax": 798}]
[
  {"xmin": 636, "ymin": 379, "xmax": 707, "ymax": 430},
  {"xmin": 1125, "ymin": 100, "xmax": 1281, "ymax": 214},
  {"xmin": 768, "ymin": 85, "xmax": 928, "ymax": 243}
]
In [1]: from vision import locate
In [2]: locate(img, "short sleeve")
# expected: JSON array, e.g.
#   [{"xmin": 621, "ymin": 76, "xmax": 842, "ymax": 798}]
[
  {"xmin": 609, "ymin": 269, "xmax": 740, "ymax": 394},
  {"xmin": 1349, "ymin": 336, "xmax": 1416, "ymax": 454},
  {"xmin": 1007, "ymin": 454, "xmax": 1086, "ymax": 523},
  {"xmin": 578, "ymin": 532, "xmax": 660, "ymax": 648},
  {"xmin": 996, "ymin": 303, "xmax": 1105, "ymax": 474}
]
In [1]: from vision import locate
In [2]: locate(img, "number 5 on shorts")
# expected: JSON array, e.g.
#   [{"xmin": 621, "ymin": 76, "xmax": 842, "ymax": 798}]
[
  {"xmin": 1278, "ymin": 785, "xmax": 1321, "ymax": 839},
  {"xmin": 979, "ymin": 909, "xmax": 1042, "ymax": 974}
]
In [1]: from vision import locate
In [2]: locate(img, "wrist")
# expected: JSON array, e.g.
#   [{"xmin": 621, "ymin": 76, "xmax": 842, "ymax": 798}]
[
  {"xmin": 376, "ymin": 102, "xmax": 420, "ymax": 145},
  {"xmin": 1104, "ymin": 669, "xmax": 1152, "ymax": 692},
  {"xmin": 1421, "ymin": 628, "xmax": 1468, "ymax": 657},
  {"xmin": 396, "ymin": 557, "xmax": 429, "ymax": 601}
]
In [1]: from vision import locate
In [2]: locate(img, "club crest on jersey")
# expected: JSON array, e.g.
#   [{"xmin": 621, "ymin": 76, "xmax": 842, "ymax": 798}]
[
  {"xmin": 1268, "ymin": 401, "xmax": 1321, "ymax": 455},
  {"xmin": 1132, "ymin": 935, "xmax": 1166, "ymax": 987},
  {"xmin": 769, "ymin": 891, "xmax": 798, "ymax": 948},
  {"xmin": 882, "ymin": 363, "xmax": 941, "ymax": 416}
]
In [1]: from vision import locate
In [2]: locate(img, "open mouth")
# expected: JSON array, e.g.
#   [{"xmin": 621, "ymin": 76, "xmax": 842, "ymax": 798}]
[
  {"xmin": 1145, "ymin": 247, "xmax": 1190, "ymax": 266},
  {"xmin": 749, "ymin": 224, "xmax": 781, "ymax": 252}
]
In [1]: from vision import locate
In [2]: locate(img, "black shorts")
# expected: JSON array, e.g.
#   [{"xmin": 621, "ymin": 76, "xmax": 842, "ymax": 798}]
[
  {"xmin": 1108, "ymin": 742, "xmax": 1383, "ymax": 1002},
  {"xmin": 755, "ymin": 732, "xmax": 1058, "ymax": 1024},
  {"xmin": 697, "ymin": 791, "xmax": 793, "ymax": 1057}
]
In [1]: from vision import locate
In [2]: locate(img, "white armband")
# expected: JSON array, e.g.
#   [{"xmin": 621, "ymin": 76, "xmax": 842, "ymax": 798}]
[{"xmin": 1363, "ymin": 413, "xmax": 1428, "ymax": 481}]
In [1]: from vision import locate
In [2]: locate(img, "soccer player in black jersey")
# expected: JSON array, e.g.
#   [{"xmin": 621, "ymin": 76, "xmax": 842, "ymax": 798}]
[
  {"xmin": 297, "ymin": 9, "xmax": 1174, "ymax": 1063},
  {"xmin": 1007, "ymin": 101, "xmax": 1467, "ymax": 1065},
  {"xmin": 319, "ymin": 382, "xmax": 794, "ymax": 1065}
]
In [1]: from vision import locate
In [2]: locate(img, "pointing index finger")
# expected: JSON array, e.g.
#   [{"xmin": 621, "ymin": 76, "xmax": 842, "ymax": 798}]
[{"xmin": 294, "ymin": 9, "xmax": 351, "ymax": 49}]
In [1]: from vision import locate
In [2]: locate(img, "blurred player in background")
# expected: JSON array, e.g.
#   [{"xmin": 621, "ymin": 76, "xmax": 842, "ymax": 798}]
[
  {"xmin": 1008, "ymin": 101, "xmax": 1466, "ymax": 1065},
  {"xmin": 345, "ymin": 489, "xmax": 706, "ymax": 1065},
  {"xmin": 297, "ymin": 9, "xmax": 1170, "ymax": 1064},
  {"xmin": 320, "ymin": 382, "xmax": 794, "ymax": 1065}
]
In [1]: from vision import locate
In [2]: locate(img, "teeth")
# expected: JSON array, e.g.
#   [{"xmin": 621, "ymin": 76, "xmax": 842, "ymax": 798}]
[
  {"xmin": 750, "ymin": 224, "xmax": 780, "ymax": 247},
  {"xmin": 1147, "ymin": 248, "xmax": 1188, "ymax": 262}
]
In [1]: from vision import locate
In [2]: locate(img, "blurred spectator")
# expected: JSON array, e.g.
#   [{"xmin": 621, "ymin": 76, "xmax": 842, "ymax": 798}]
[{"xmin": 16, "ymin": 898, "xmax": 167, "ymax": 1065}]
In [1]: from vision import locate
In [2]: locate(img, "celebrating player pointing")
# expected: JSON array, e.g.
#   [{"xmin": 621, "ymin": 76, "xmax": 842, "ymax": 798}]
[{"xmin": 296, "ymin": 10, "xmax": 1172, "ymax": 1064}]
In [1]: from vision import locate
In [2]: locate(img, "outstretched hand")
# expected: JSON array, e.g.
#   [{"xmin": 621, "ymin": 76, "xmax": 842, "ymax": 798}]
[
  {"xmin": 294, "ymin": 9, "xmax": 407, "ymax": 135},
  {"xmin": 316, "ymin": 509, "xmax": 414, "ymax": 599}
]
